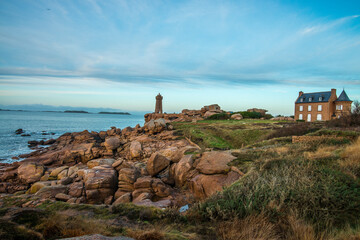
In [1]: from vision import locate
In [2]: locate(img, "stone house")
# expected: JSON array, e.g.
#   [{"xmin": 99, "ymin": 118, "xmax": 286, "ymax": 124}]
[{"xmin": 294, "ymin": 89, "xmax": 352, "ymax": 122}]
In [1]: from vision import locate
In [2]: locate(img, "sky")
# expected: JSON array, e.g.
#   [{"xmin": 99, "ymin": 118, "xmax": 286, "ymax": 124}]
[{"xmin": 0, "ymin": 0, "xmax": 359, "ymax": 115}]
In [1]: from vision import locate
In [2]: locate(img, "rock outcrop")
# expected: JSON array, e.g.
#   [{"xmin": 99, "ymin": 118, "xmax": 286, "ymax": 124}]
[{"xmin": 0, "ymin": 117, "xmax": 243, "ymax": 208}]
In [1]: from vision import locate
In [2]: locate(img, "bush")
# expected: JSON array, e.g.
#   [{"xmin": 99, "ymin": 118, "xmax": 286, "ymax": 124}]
[
  {"xmin": 264, "ymin": 114, "xmax": 274, "ymax": 119},
  {"xmin": 237, "ymin": 111, "xmax": 262, "ymax": 119},
  {"xmin": 206, "ymin": 113, "xmax": 230, "ymax": 120},
  {"xmin": 267, "ymin": 123, "xmax": 320, "ymax": 139}
]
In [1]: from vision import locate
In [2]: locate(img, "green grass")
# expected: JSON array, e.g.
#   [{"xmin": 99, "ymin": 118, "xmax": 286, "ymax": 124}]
[{"xmin": 173, "ymin": 119, "xmax": 277, "ymax": 149}]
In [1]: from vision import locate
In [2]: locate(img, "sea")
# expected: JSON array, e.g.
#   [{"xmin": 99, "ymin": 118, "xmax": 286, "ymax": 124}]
[{"xmin": 0, "ymin": 111, "xmax": 144, "ymax": 163}]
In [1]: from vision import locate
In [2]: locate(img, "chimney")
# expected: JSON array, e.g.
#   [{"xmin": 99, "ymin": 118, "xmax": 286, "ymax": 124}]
[
  {"xmin": 331, "ymin": 88, "xmax": 336, "ymax": 96},
  {"xmin": 299, "ymin": 91, "xmax": 303, "ymax": 97}
]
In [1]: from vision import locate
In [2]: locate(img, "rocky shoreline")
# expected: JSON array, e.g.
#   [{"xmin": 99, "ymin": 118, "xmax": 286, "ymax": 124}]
[{"xmin": 0, "ymin": 117, "xmax": 243, "ymax": 208}]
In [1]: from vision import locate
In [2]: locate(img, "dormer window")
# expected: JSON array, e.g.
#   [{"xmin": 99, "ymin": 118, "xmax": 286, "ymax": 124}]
[
  {"xmin": 319, "ymin": 96, "xmax": 323, "ymax": 101},
  {"xmin": 309, "ymin": 97, "xmax": 312, "ymax": 102},
  {"xmin": 300, "ymin": 98, "xmax": 303, "ymax": 102}
]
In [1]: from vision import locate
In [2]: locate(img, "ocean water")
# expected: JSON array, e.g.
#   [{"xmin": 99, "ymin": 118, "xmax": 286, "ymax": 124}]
[{"xmin": 0, "ymin": 111, "xmax": 144, "ymax": 163}]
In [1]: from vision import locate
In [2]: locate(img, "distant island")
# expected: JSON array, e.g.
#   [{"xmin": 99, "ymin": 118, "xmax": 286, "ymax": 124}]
[
  {"xmin": 98, "ymin": 111, "xmax": 131, "ymax": 115},
  {"xmin": 64, "ymin": 110, "xmax": 89, "ymax": 114}
]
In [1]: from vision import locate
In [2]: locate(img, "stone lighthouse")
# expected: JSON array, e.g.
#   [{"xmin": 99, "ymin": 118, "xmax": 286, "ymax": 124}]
[{"xmin": 155, "ymin": 93, "xmax": 163, "ymax": 114}]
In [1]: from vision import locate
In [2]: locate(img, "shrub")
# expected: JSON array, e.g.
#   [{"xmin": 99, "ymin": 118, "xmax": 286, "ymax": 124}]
[
  {"xmin": 264, "ymin": 114, "xmax": 274, "ymax": 119},
  {"xmin": 267, "ymin": 123, "xmax": 320, "ymax": 139},
  {"xmin": 206, "ymin": 113, "xmax": 230, "ymax": 120},
  {"xmin": 236, "ymin": 111, "xmax": 262, "ymax": 119}
]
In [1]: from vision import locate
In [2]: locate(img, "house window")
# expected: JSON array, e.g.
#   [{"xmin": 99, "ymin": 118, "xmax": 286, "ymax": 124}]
[
  {"xmin": 299, "ymin": 114, "xmax": 303, "ymax": 120},
  {"xmin": 308, "ymin": 105, "xmax": 312, "ymax": 111},
  {"xmin": 299, "ymin": 106, "xmax": 303, "ymax": 111},
  {"xmin": 309, "ymin": 97, "xmax": 312, "ymax": 102},
  {"xmin": 317, "ymin": 114, "xmax": 322, "ymax": 121},
  {"xmin": 307, "ymin": 114, "xmax": 311, "ymax": 122},
  {"xmin": 300, "ymin": 98, "xmax": 303, "ymax": 102},
  {"xmin": 319, "ymin": 96, "xmax": 323, "ymax": 101},
  {"xmin": 336, "ymin": 105, "xmax": 343, "ymax": 110},
  {"xmin": 318, "ymin": 105, "xmax": 322, "ymax": 111}
]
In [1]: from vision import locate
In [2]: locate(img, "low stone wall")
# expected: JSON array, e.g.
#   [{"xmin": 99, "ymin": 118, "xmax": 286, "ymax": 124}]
[{"xmin": 292, "ymin": 135, "xmax": 344, "ymax": 143}]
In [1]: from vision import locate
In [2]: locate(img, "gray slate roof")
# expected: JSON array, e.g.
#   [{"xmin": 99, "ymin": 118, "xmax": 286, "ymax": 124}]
[
  {"xmin": 335, "ymin": 90, "xmax": 352, "ymax": 102},
  {"xmin": 295, "ymin": 91, "xmax": 332, "ymax": 104}
]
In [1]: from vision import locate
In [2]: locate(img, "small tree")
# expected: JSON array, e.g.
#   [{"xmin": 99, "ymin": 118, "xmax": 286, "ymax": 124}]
[{"xmin": 352, "ymin": 100, "xmax": 360, "ymax": 115}]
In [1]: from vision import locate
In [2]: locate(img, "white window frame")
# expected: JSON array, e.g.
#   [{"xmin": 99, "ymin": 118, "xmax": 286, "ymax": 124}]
[
  {"xmin": 299, "ymin": 114, "xmax": 303, "ymax": 120},
  {"xmin": 309, "ymin": 97, "xmax": 312, "ymax": 102},
  {"xmin": 319, "ymin": 96, "xmax": 323, "ymax": 101},
  {"xmin": 307, "ymin": 114, "xmax": 311, "ymax": 122},
  {"xmin": 300, "ymin": 98, "xmax": 303, "ymax": 102},
  {"xmin": 308, "ymin": 105, "xmax": 312, "ymax": 111},
  {"xmin": 317, "ymin": 114, "xmax": 322, "ymax": 121},
  {"xmin": 299, "ymin": 106, "xmax": 303, "ymax": 111},
  {"xmin": 318, "ymin": 105, "xmax": 322, "ymax": 111}
]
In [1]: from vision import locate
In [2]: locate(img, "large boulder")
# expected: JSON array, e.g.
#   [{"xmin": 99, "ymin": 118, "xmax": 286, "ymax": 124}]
[
  {"xmin": 134, "ymin": 176, "xmax": 153, "ymax": 189},
  {"xmin": 159, "ymin": 147, "xmax": 182, "ymax": 163},
  {"xmin": 174, "ymin": 155, "xmax": 194, "ymax": 187},
  {"xmin": 68, "ymin": 182, "xmax": 85, "ymax": 197},
  {"xmin": 104, "ymin": 137, "xmax": 121, "ymax": 151},
  {"xmin": 147, "ymin": 153, "xmax": 170, "ymax": 176},
  {"xmin": 84, "ymin": 165, "xmax": 117, "ymax": 204},
  {"xmin": 196, "ymin": 151, "xmax": 236, "ymax": 174},
  {"xmin": 144, "ymin": 118, "xmax": 166, "ymax": 134},
  {"xmin": 87, "ymin": 158, "xmax": 115, "ymax": 169},
  {"xmin": 35, "ymin": 185, "xmax": 68, "ymax": 199},
  {"xmin": 231, "ymin": 113, "xmax": 243, "ymax": 120},
  {"xmin": 84, "ymin": 166, "xmax": 117, "ymax": 190},
  {"xmin": 49, "ymin": 166, "xmax": 69, "ymax": 178},
  {"xmin": 112, "ymin": 192, "xmax": 132, "ymax": 205},
  {"xmin": 189, "ymin": 171, "xmax": 240, "ymax": 200},
  {"xmin": 28, "ymin": 181, "xmax": 52, "ymax": 194},
  {"xmin": 204, "ymin": 111, "xmax": 218, "ymax": 118},
  {"xmin": 17, "ymin": 163, "xmax": 44, "ymax": 184},
  {"xmin": 129, "ymin": 141, "xmax": 142, "ymax": 159},
  {"xmin": 118, "ymin": 168, "xmax": 140, "ymax": 184}
]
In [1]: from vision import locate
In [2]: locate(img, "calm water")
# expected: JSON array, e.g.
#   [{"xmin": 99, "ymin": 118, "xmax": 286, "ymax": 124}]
[{"xmin": 0, "ymin": 111, "xmax": 144, "ymax": 163}]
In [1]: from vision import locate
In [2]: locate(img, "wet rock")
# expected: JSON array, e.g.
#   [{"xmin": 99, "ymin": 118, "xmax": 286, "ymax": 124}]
[{"xmin": 15, "ymin": 128, "xmax": 24, "ymax": 134}]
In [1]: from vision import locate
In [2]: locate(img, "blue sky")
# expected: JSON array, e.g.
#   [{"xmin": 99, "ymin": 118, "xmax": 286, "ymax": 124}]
[{"xmin": 0, "ymin": 0, "xmax": 359, "ymax": 115}]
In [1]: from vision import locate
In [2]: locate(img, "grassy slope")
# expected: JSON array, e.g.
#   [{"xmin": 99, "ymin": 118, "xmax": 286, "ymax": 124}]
[{"xmin": 172, "ymin": 119, "xmax": 280, "ymax": 149}]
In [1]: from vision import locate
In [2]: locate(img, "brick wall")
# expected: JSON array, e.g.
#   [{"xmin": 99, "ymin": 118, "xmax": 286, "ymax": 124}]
[{"xmin": 295, "ymin": 101, "xmax": 331, "ymax": 122}]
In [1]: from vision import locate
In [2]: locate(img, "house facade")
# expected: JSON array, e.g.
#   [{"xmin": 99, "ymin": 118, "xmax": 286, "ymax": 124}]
[{"xmin": 294, "ymin": 89, "xmax": 352, "ymax": 122}]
